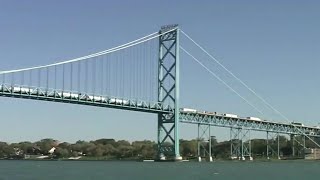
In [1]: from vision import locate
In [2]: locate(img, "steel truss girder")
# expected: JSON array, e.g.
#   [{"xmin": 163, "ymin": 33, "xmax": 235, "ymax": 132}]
[
  {"xmin": 157, "ymin": 26, "xmax": 181, "ymax": 160},
  {"xmin": 0, "ymin": 84, "xmax": 173, "ymax": 114},
  {"xmin": 179, "ymin": 113, "xmax": 320, "ymax": 137}
]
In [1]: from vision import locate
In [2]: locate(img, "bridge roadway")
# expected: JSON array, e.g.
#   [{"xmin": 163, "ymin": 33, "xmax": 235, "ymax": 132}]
[
  {"xmin": 179, "ymin": 111, "xmax": 320, "ymax": 137},
  {"xmin": 1, "ymin": 84, "xmax": 320, "ymax": 136},
  {"xmin": 0, "ymin": 84, "xmax": 173, "ymax": 114}
]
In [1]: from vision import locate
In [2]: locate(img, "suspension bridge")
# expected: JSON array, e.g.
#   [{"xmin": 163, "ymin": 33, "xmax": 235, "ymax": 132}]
[{"xmin": 1, "ymin": 25, "xmax": 319, "ymax": 161}]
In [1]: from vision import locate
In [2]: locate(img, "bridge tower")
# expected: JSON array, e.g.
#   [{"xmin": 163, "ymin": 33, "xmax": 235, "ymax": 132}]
[{"xmin": 157, "ymin": 24, "xmax": 182, "ymax": 161}]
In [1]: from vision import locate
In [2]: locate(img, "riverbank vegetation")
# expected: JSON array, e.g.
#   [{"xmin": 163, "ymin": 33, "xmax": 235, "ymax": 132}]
[{"xmin": 0, "ymin": 136, "xmax": 318, "ymax": 160}]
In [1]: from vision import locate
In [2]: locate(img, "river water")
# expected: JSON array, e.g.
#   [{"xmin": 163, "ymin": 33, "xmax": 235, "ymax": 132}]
[{"xmin": 0, "ymin": 160, "xmax": 319, "ymax": 180}]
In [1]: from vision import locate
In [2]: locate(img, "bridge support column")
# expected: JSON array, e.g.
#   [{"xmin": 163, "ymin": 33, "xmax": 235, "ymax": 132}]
[
  {"xmin": 230, "ymin": 128, "xmax": 241, "ymax": 160},
  {"xmin": 291, "ymin": 134, "xmax": 295, "ymax": 157},
  {"xmin": 197, "ymin": 124, "xmax": 213, "ymax": 162},
  {"xmin": 157, "ymin": 25, "xmax": 181, "ymax": 161},
  {"xmin": 267, "ymin": 132, "xmax": 269, "ymax": 159},
  {"xmin": 277, "ymin": 133, "xmax": 281, "ymax": 160},
  {"xmin": 291, "ymin": 134, "xmax": 306, "ymax": 158},
  {"xmin": 230, "ymin": 128, "xmax": 251, "ymax": 160},
  {"xmin": 266, "ymin": 132, "xmax": 280, "ymax": 159},
  {"xmin": 209, "ymin": 126, "xmax": 213, "ymax": 162},
  {"xmin": 241, "ymin": 129, "xmax": 252, "ymax": 161}
]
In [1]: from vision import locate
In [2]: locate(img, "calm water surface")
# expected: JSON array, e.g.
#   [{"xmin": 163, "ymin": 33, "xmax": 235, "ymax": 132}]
[{"xmin": 0, "ymin": 160, "xmax": 319, "ymax": 180}]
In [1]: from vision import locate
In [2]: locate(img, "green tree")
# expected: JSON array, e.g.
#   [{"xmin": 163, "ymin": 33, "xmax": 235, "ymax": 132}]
[
  {"xmin": 180, "ymin": 139, "xmax": 197, "ymax": 157},
  {"xmin": 36, "ymin": 139, "xmax": 57, "ymax": 154},
  {"xmin": 54, "ymin": 148, "xmax": 70, "ymax": 158},
  {"xmin": 0, "ymin": 142, "xmax": 14, "ymax": 158}
]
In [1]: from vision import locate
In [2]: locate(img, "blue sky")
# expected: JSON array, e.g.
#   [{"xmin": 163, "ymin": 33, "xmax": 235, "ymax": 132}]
[{"xmin": 0, "ymin": 0, "xmax": 320, "ymax": 143}]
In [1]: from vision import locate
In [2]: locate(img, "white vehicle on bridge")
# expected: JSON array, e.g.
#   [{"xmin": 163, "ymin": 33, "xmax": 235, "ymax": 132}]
[
  {"xmin": 223, "ymin": 113, "xmax": 238, "ymax": 118},
  {"xmin": 291, "ymin": 122, "xmax": 304, "ymax": 126},
  {"xmin": 109, "ymin": 98, "xmax": 129, "ymax": 105},
  {"xmin": 247, "ymin": 117, "xmax": 262, "ymax": 121},
  {"xmin": 87, "ymin": 95, "xmax": 106, "ymax": 102},
  {"xmin": 71, "ymin": 93, "xmax": 79, "ymax": 99},
  {"xmin": 204, "ymin": 111, "xmax": 217, "ymax": 115},
  {"xmin": 62, "ymin": 92, "xmax": 71, "ymax": 98},
  {"xmin": 62, "ymin": 92, "xmax": 79, "ymax": 99},
  {"xmin": 180, "ymin": 108, "xmax": 197, "ymax": 113},
  {"xmin": 12, "ymin": 86, "xmax": 30, "ymax": 94},
  {"xmin": 95, "ymin": 96, "xmax": 106, "ymax": 102}
]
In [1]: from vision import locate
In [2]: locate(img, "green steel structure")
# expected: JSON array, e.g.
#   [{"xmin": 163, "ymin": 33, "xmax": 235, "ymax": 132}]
[
  {"xmin": 180, "ymin": 111, "xmax": 320, "ymax": 160},
  {"xmin": 157, "ymin": 25, "xmax": 182, "ymax": 161},
  {"xmin": 197, "ymin": 124, "xmax": 213, "ymax": 162}
]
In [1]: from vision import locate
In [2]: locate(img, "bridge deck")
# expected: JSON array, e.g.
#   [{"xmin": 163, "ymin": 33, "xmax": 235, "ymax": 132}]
[
  {"xmin": 1, "ymin": 84, "xmax": 320, "ymax": 136},
  {"xmin": 179, "ymin": 112, "xmax": 320, "ymax": 136},
  {"xmin": 0, "ymin": 84, "xmax": 173, "ymax": 114}
]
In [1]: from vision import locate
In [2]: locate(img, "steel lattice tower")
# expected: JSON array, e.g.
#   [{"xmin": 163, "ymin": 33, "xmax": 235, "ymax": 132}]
[{"xmin": 157, "ymin": 25, "xmax": 182, "ymax": 161}]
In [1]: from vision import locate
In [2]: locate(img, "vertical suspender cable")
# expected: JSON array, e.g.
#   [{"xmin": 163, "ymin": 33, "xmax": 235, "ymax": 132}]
[
  {"xmin": 137, "ymin": 46, "xmax": 139, "ymax": 100},
  {"xmin": 115, "ymin": 53, "xmax": 118, "ymax": 97},
  {"xmin": 93, "ymin": 58, "xmax": 96, "ymax": 95},
  {"xmin": 78, "ymin": 61, "xmax": 81, "ymax": 93},
  {"xmin": 132, "ymin": 48, "xmax": 134, "ymax": 99},
  {"xmin": 38, "ymin": 69, "xmax": 41, "ymax": 88},
  {"xmin": 71, "ymin": 63, "xmax": 73, "ymax": 93},
  {"xmin": 21, "ymin": 71, "xmax": 25, "ymax": 86},
  {"xmin": 12, "ymin": 72, "xmax": 14, "ymax": 87},
  {"xmin": 129, "ymin": 48, "xmax": 132, "ymax": 99},
  {"xmin": 143, "ymin": 43, "xmax": 146, "ymax": 100},
  {"xmin": 62, "ymin": 64, "xmax": 65, "ymax": 92},
  {"xmin": 105, "ymin": 55, "xmax": 108, "ymax": 95},
  {"xmin": 101, "ymin": 56, "xmax": 104, "ymax": 95},
  {"xmin": 120, "ymin": 51, "xmax": 122, "ymax": 98},
  {"xmin": 154, "ymin": 41, "xmax": 156, "ymax": 101},
  {"xmin": 116, "ymin": 53, "xmax": 121, "ymax": 97},
  {"xmin": 142, "ymin": 44, "xmax": 145, "ymax": 100},
  {"xmin": 54, "ymin": 66, "xmax": 57, "ymax": 90},
  {"xmin": 46, "ymin": 67, "xmax": 49, "ymax": 91},
  {"xmin": 109, "ymin": 54, "xmax": 112, "ymax": 95},
  {"xmin": 121, "ymin": 50, "xmax": 124, "ymax": 98},
  {"xmin": 2, "ymin": 74, "xmax": 5, "ymax": 86},
  {"xmin": 140, "ymin": 45, "xmax": 142, "ymax": 100},
  {"xmin": 118, "ymin": 52, "xmax": 120, "ymax": 97},
  {"xmin": 85, "ymin": 59, "xmax": 88, "ymax": 93},
  {"xmin": 144, "ymin": 43, "xmax": 148, "ymax": 101},
  {"xmin": 149, "ymin": 40, "xmax": 152, "ymax": 102},
  {"xmin": 141, "ymin": 44, "xmax": 144, "ymax": 100},
  {"xmin": 135, "ymin": 46, "xmax": 138, "ymax": 100},
  {"xmin": 29, "ymin": 70, "xmax": 32, "ymax": 88}
]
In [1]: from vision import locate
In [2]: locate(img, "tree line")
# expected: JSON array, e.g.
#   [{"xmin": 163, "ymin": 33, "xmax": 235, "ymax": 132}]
[{"xmin": 0, "ymin": 135, "xmax": 319, "ymax": 160}]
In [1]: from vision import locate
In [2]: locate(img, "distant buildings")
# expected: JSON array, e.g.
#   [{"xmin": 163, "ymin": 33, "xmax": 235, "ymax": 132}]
[{"xmin": 48, "ymin": 147, "xmax": 56, "ymax": 154}]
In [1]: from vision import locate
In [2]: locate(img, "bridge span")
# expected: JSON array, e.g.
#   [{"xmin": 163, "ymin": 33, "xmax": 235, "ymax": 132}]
[
  {"xmin": 2, "ymin": 84, "xmax": 319, "ymax": 137},
  {"xmin": 1, "ymin": 25, "xmax": 319, "ymax": 161}
]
